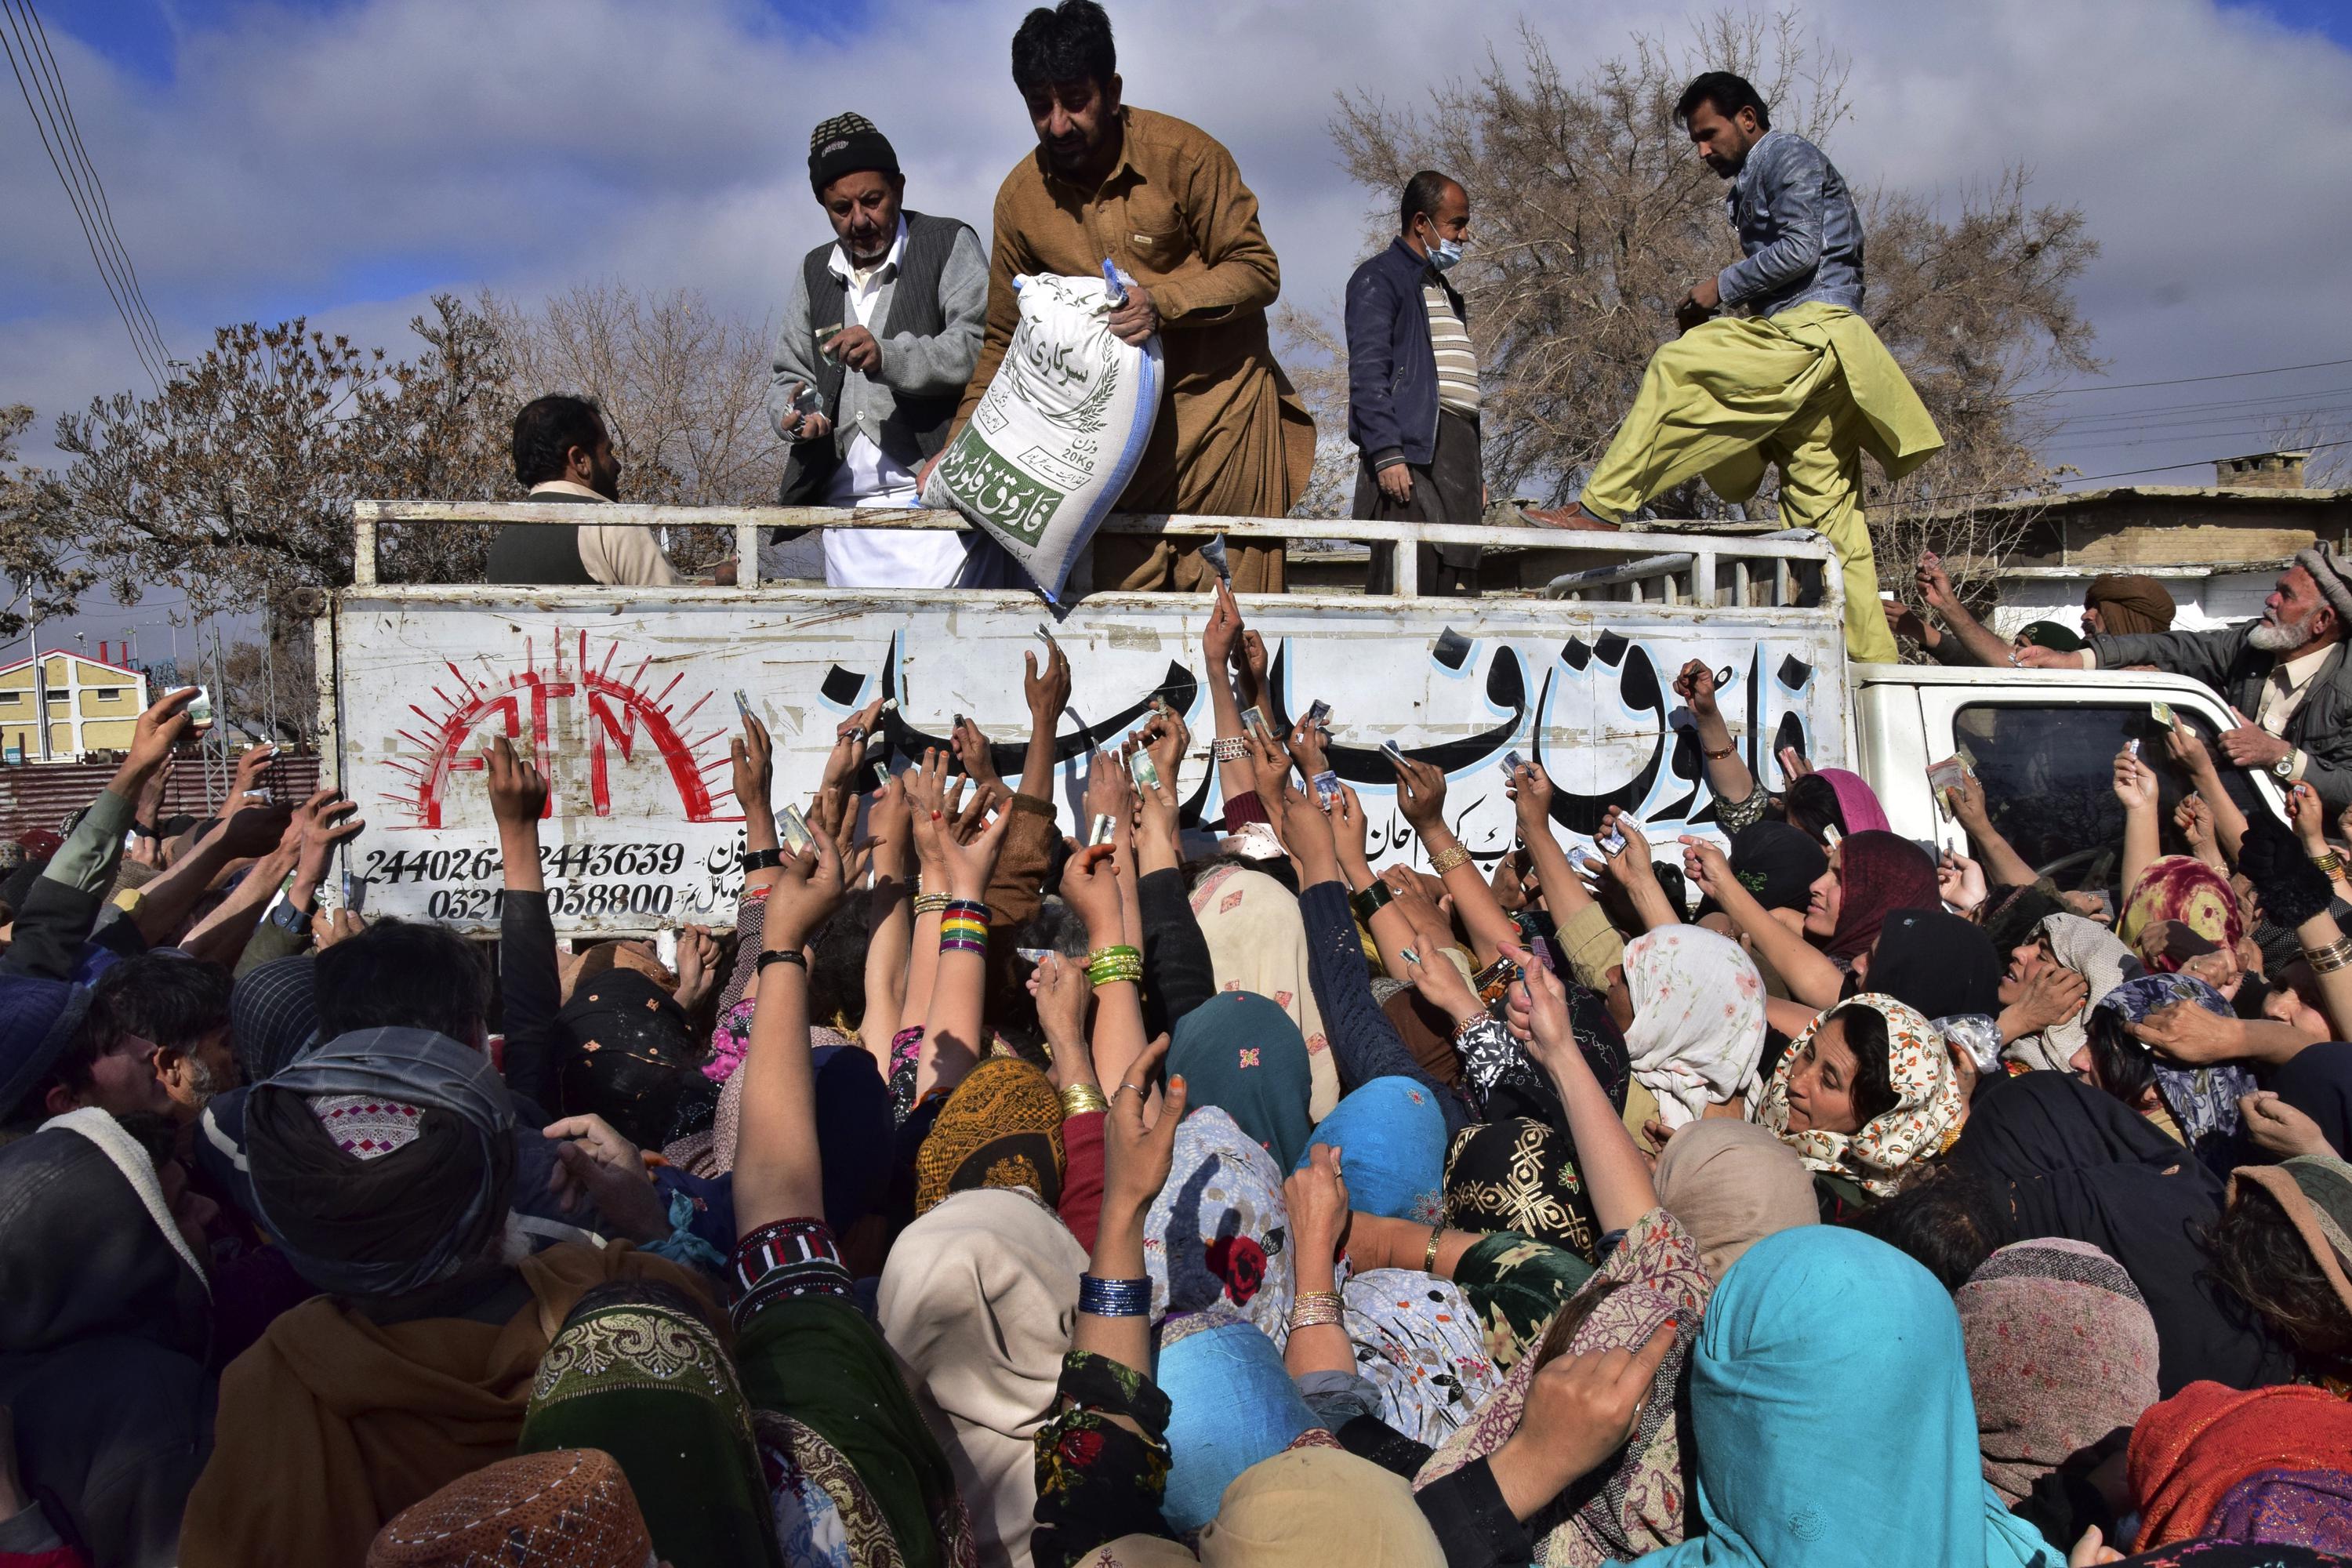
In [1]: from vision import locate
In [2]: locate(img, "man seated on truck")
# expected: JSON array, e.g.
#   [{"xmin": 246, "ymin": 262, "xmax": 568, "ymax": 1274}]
[
  {"xmin": 951, "ymin": 0, "xmax": 1315, "ymax": 595},
  {"xmin": 486, "ymin": 394, "xmax": 685, "ymax": 588},
  {"xmin": 2018, "ymin": 548, "xmax": 2352, "ymax": 811},
  {"xmin": 1526, "ymin": 71, "xmax": 1942, "ymax": 666},
  {"xmin": 768, "ymin": 112, "xmax": 992, "ymax": 589}
]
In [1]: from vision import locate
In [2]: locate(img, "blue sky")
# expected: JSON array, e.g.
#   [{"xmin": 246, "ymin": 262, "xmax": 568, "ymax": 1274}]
[{"xmin": 6, "ymin": 0, "xmax": 2352, "ymax": 657}]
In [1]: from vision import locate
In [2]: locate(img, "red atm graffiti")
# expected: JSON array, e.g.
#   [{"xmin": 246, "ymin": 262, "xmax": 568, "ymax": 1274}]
[{"xmin": 387, "ymin": 630, "xmax": 737, "ymax": 828}]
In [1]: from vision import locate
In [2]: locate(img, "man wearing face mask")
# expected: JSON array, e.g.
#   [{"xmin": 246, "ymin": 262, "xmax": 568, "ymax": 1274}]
[
  {"xmin": 1345, "ymin": 170, "xmax": 1484, "ymax": 597},
  {"xmin": 1535, "ymin": 72, "xmax": 1943, "ymax": 665},
  {"xmin": 769, "ymin": 112, "xmax": 990, "ymax": 587}
]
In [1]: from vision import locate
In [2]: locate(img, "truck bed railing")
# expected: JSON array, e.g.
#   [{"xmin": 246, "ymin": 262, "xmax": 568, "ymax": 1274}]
[{"xmin": 350, "ymin": 502, "xmax": 1835, "ymax": 610}]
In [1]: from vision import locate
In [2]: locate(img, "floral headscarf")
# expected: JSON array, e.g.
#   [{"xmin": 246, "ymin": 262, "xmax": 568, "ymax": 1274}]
[
  {"xmin": 1341, "ymin": 1269, "xmax": 1500, "ymax": 1446},
  {"xmin": 2096, "ymin": 974, "xmax": 2257, "ymax": 1156},
  {"xmin": 1622, "ymin": 927, "xmax": 1766, "ymax": 1129},
  {"xmin": 1416, "ymin": 1209, "xmax": 1711, "ymax": 1565},
  {"xmin": 1144, "ymin": 1107, "xmax": 1295, "ymax": 1346},
  {"xmin": 1189, "ymin": 865, "xmax": 1338, "ymax": 1120},
  {"xmin": 2120, "ymin": 855, "xmax": 2245, "ymax": 962},
  {"xmin": 1757, "ymin": 993, "xmax": 1965, "ymax": 1197}
]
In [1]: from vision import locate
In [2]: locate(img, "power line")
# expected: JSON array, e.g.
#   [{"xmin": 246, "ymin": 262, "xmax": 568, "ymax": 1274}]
[
  {"xmin": 0, "ymin": 0, "xmax": 167, "ymax": 385},
  {"xmin": 2042, "ymin": 385, "xmax": 2352, "ymax": 432},
  {"xmin": 1918, "ymin": 437, "xmax": 2352, "ymax": 505},
  {"xmin": 18, "ymin": 0, "xmax": 168, "ymax": 364},
  {"xmin": 2024, "ymin": 357, "xmax": 2352, "ymax": 398}
]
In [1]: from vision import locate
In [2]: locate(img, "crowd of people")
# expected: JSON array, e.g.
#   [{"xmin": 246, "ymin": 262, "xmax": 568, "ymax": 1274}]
[
  {"xmin": 9, "ymin": 2, "xmax": 2352, "ymax": 1566},
  {"xmin": 7, "ymin": 542, "xmax": 2352, "ymax": 1566}
]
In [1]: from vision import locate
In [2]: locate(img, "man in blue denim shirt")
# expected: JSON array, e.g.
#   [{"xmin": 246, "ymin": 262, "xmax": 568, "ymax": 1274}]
[{"xmin": 1540, "ymin": 73, "xmax": 1942, "ymax": 662}]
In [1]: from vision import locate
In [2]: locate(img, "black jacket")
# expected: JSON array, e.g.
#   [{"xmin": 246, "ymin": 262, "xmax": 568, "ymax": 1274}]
[{"xmin": 1345, "ymin": 237, "xmax": 1463, "ymax": 471}]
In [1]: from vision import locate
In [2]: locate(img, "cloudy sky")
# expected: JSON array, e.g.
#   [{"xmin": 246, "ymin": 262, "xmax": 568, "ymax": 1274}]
[{"xmin": 5, "ymin": 0, "xmax": 2350, "ymax": 655}]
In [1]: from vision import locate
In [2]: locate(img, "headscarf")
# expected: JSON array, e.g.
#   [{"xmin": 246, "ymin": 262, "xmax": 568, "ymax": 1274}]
[
  {"xmin": 2085, "ymin": 573, "xmax": 2177, "ymax": 637},
  {"xmin": 1630, "ymin": 1227, "xmax": 2057, "ymax": 1568},
  {"xmin": 245, "ymin": 1026, "xmax": 515, "ymax": 1298},
  {"xmin": 364, "ymin": 1449, "xmax": 655, "ymax": 1568},
  {"xmin": 1824, "ymin": 831, "xmax": 1940, "ymax": 963},
  {"xmin": 1171, "ymin": 1447, "xmax": 1445, "ymax": 1567},
  {"xmin": 1295, "ymin": 1076, "xmax": 1444, "ymax": 1223},
  {"xmin": 1622, "ymin": 927, "xmax": 1766, "ymax": 1128},
  {"xmin": 2130, "ymin": 1381, "xmax": 2352, "ymax": 1551},
  {"xmin": 0, "ymin": 972, "xmax": 92, "ymax": 1121},
  {"xmin": 877, "ymin": 1189, "xmax": 1084, "ymax": 1568},
  {"xmin": 2017, "ymin": 619, "xmax": 2087, "ymax": 652},
  {"xmin": 2007, "ymin": 913, "xmax": 2139, "ymax": 1074},
  {"xmin": 1957, "ymin": 1239, "xmax": 2161, "ymax": 1505},
  {"xmin": 1169, "ymin": 992, "xmax": 1315, "ymax": 1171},
  {"xmin": 1145, "ymin": 1107, "xmax": 1296, "ymax": 1345},
  {"xmin": 1756, "ymin": 994, "xmax": 1964, "ymax": 1198},
  {"xmin": 231, "ymin": 955, "xmax": 321, "ymax": 1083},
  {"xmin": 2122, "ymin": 856, "xmax": 2247, "ymax": 962},
  {"xmin": 1157, "ymin": 1309, "xmax": 1321, "ymax": 1533},
  {"xmin": 0, "ymin": 1106, "xmax": 210, "ymax": 1361},
  {"xmin": 554, "ymin": 968, "xmax": 704, "ymax": 1151},
  {"xmin": 1982, "ymin": 882, "xmax": 2070, "ymax": 960},
  {"xmin": 1653, "ymin": 1119, "xmax": 1818, "ymax": 1283},
  {"xmin": 1341, "ymin": 1269, "xmax": 1501, "ymax": 1446},
  {"xmin": 2227, "ymin": 1156, "xmax": 2352, "ymax": 1330},
  {"xmin": 1419, "ymin": 1209, "xmax": 1710, "ymax": 1566},
  {"xmin": 913, "ymin": 1058, "xmax": 1065, "ymax": 1215},
  {"xmin": 2096, "ymin": 974, "xmax": 2258, "ymax": 1156},
  {"xmin": 518, "ymin": 1283, "xmax": 782, "ymax": 1568},
  {"xmin": 1444, "ymin": 1117, "xmax": 1602, "ymax": 1261},
  {"xmin": 1869, "ymin": 909, "xmax": 2004, "ymax": 1021},
  {"xmin": 1724, "ymin": 820, "xmax": 1827, "ymax": 914},
  {"xmin": 1817, "ymin": 768, "xmax": 1892, "ymax": 836},
  {"xmin": 2210, "ymin": 1470, "xmax": 2352, "ymax": 1553},
  {"xmin": 1190, "ymin": 865, "xmax": 1338, "ymax": 1119},
  {"xmin": 1951, "ymin": 1073, "xmax": 2290, "ymax": 1396}
]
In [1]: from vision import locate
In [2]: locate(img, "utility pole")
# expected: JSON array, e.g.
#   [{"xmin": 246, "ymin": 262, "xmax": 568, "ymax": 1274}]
[{"xmin": 29, "ymin": 621, "xmax": 49, "ymax": 763}]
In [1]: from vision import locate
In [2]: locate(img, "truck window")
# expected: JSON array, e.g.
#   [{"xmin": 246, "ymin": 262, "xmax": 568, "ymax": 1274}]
[{"xmin": 1953, "ymin": 702, "xmax": 2214, "ymax": 895}]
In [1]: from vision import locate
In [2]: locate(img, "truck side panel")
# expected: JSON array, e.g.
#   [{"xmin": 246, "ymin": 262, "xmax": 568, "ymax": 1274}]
[{"xmin": 328, "ymin": 593, "xmax": 1848, "ymax": 934}]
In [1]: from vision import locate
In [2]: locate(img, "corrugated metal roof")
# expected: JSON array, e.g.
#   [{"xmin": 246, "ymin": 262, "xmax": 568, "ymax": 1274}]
[{"xmin": 0, "ymin": 753, "xmax": 322, "ymax": 839}]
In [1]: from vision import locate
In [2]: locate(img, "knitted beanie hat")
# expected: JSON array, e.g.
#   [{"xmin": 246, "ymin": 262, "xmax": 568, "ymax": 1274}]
[
  {"xmin": 2293, "ymin": 543, "xmax": 2352, "ymax": 627},
  {"xmin": 808, "ymin": 111, "xmax": 898, "ymax": 194}
]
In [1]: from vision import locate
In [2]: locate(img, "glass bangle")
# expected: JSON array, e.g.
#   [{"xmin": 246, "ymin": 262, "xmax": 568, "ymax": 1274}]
[{"xmin": 1078, "ymin": 1274, "xmax": 1152, "ymax": 1317}]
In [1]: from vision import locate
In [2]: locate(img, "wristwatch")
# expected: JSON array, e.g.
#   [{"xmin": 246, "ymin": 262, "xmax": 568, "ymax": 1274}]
[{"xmin": 2274, "ymin": 755, "xmax": 2299, "ymax": 782}]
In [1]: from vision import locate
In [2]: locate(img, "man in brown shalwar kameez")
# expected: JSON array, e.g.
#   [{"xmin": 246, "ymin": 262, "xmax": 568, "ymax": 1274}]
[{"xmin": 953, "ymin": 0, "xmax": 1315, "ymax": 593}]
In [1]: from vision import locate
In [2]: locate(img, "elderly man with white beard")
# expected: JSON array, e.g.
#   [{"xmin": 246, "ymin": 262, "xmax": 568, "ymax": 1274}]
[{"xmin": 2018, "ymin": 545, "xmax": 2352, "ymax": 810}]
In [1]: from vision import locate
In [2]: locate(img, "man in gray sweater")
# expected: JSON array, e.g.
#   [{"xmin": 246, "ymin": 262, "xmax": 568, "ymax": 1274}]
[
  {"xmin": 2020, "ymin": 546, "xmax": 2352, "ymax": 810},
  {"xmin": 768, "ymin": 112, "xmax": 990, "ymax": 587}
]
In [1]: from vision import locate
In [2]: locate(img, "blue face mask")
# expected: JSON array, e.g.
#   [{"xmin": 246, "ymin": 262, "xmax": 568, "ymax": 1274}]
[{"xmin": 1428, "ymin": 235, "xmax": 1464, "ymax": 272}]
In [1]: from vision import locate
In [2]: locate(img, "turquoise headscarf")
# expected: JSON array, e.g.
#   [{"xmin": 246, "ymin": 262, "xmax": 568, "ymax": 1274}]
[
  {"xmin": 1156, "ymin": 1307, "xmax": 1319, "ymax": 1532},
  {"xmin": 1633, "ymin": 1227, "xmax": 2060, "ymax": 1568},
  {"xmin": 1296, "ymin": 1075, "xmax": 1446, "ymax": 1225},
  {"xmin": 1169, "ymin": 992, "xmax": 1315, "ymax": 1169}
]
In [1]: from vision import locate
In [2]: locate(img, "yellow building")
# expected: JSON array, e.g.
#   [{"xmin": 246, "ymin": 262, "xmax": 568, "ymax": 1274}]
[{"xmin": 0, "ymin": 650, "xmax": 151, "ymax": 761}]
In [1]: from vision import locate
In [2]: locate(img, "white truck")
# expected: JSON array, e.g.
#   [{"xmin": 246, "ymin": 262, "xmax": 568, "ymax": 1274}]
[{"xmin": 318, "ymin": 503, "xmax": 2269, "ymax": 935}]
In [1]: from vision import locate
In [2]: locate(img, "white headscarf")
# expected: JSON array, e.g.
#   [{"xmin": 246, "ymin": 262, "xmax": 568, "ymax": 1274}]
[
  {"xmin": 1622, "ymin": 926, "xmax": 1767, "ymax": 1129},
  {"xmin": 2002, "ymin": 913, "xmax": 2136, "ymax": 1075},
  {"xmin": 876, "ymin": 1187, "xmax": 1086, "ymax": 1568}
]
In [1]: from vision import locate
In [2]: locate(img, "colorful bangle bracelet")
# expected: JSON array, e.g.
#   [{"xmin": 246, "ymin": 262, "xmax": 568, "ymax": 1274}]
[
  {"xmin": 1078, "ymin": 1274, "xmax": 1152, "ymax": 1317},
  {"xmin": 943, "ymin": 898, "xmax": 991, "ymax": 920}
]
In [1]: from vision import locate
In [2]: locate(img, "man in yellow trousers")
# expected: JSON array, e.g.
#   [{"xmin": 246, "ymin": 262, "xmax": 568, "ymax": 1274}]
[{"xmin": 1535, "ymin": 72, "xmax": 1940, "ymax": 663}]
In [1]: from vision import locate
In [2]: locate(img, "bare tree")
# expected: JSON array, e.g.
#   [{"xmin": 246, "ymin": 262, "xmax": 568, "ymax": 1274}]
[
  {"xmin": 484, "ymin": 283, "xmax": 783, "ymax": 569},
  {"xmin": 1319, "ymin": 10, "xmax": 2100, "ymax": 599},
  {"xmin": 0, "ymin": 405, "xmax": 93, "ymax": 642},
  {"xmin": 49, "ymin": 294, "xmax": 515, "ymax": 624}
]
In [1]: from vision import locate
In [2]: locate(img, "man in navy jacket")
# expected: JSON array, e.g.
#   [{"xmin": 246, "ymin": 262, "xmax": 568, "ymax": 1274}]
[{"xmin": 1345, "ymin": 171, "xmax": 1486, "ymax": 596}]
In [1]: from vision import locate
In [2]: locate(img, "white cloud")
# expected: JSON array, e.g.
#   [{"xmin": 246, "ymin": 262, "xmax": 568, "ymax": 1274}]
[{"xmin": 5, "ymin": 0, "xmax": 2350, "ymax": 500}]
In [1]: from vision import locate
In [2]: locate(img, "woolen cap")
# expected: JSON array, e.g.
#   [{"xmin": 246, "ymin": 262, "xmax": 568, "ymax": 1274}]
[{"xmin": 808, "ymin": 111, "xmax": 898, "ymax": 194}]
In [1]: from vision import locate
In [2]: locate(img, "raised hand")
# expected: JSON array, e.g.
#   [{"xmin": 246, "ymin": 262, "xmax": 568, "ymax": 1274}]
[
  {"xmin": 730, "ymin": 712, "xmax": 774, "ymax": 816},
  {"xmin": 1392, "ymin": 753, "xmax": 1448, "ymax": 835},
  {"xmin": 1102, "ymin": 1035, "xmax": 1187, "ymax": 1225}
]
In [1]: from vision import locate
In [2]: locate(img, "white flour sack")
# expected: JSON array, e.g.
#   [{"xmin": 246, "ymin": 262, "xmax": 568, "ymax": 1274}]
[{"xmin": 922, "ymin": 271, "xmax": 1162, "ymax": 600}]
